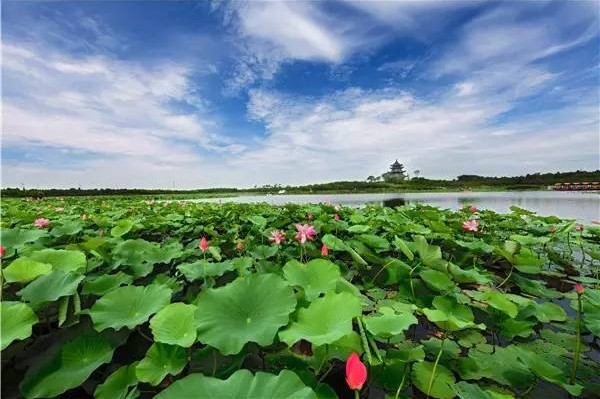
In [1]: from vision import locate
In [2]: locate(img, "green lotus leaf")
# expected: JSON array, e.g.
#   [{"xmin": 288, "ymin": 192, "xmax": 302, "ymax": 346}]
[
  {"xmin": 195, "ymin": 273, "xmax": 296, "ymax": 355},
  {"xmin": 363, "ymin": 307, "xmax": 417, "ymax": 337},
  {"xmin": 453, "ymin": 381, "xmax": 493, "ymax": 399},
  {"xmin": 420, "ymin": 269, "xmax": 456, "ymax": 292},
  {"xmin": 89, "ymin": 284, "xmax": 172, "ymax": 331},
  {"xmin": 28, "ymin": 249, "xmax": 86, "ymax": 273},
  {"xmin": 82, "ymin": 272, "xmax": 133, "ymax": 295},
  {"xmin": 18, "ymin": 270, "xmax": 85, "ymax": 305},
  {"xmin": 521, "ymin": 301, "xmax": 567, "ymax": 323},
  {"xmin": 50, "ymin": 220, "xmax": 83, "ymax": 236},
  {"xmin": 113, "ymin": 239, "xmax": 181, "ymax": 277},
  {"xmin": 482, "ymin": 290, "xmax": 519, "ymax": 318},
  {"xmin": 348, "ymin": 224, "xmax": 370, "ymax": 233},
  {"xmin": 321, "ymin": 234, "xmax": 349, "ymax": 251},
  {"xmin": 412, "ymin": 361, "xmax": 457, "ymax": 399},
  {"xmin": 95, "ymin": 362, "xmax": 139, "ymax": 399},
  {"xmin": 1, "ymin": 301, "xmax": 38, "ymax": 350},
  {"xmin": 414, "ymin": 235, "xmax": 447, "ymax": 269},
  {"xmin": 20, "ymin": 333, "xmax": 117, "ymax": 399},
  {"xmin": 457, "ymin": 346, "xmax": 534, "ymax": 389},
  {"xmin": 448, "ymin": 263, "xmax": 490, "ymax": 284},
  {"xmin": 154, "ymin": 369, "xmax": 317, "ymax": 399},
  {"xmin": 283, "ymin": 259, "xmax": 341, "ymax": 301},
  {"xmin": 176, "ymin": 259, "xmax": 236, "ymax": 282},
  {"xmin": 422, "ymin": 337, "xmax": 461, "ymax": 361},
  {"xmin": 249, "ymin": 244, "xmax": 278, "ymax": 259},
  {"xmin": 279, "ymin": 292, "xmax": 362, "ymax": 346},
  {"xmin": 135, "ymin": 343, "xmax": 187, "ymax": 386},
  {"xmin": 513, "ymin": 249, "xmax": 544, "ymax": 273},
  {"xmin": 150, "ymin": 303, "xmax": 197, "ymax": 347},
  {"xmin": 111, "ymin": 219, "xmax": 134, "ymax": 237},
  {"xmin": 358, "ymin": 234, "xmax": 390, "ymax": 251},
  {"xmin": 423, "ymin": 296, "xmax": 485, "ymax": 332},
  {"xmin": 0, "ymin": 228, "xmax": 47, "ymax": 249},
  {"xmin": 393, "ymin": 236, "xmax": 414, "ymax": 260},
  {"xmin": 3, "ymin": 257, "xmax": 52, "ymax": 283}
]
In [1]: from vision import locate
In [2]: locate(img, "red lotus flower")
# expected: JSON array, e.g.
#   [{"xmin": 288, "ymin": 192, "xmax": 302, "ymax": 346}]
[
  {"xmin": 199, "ymin": 237, "xmax": 210, "ymax": 252},
  {"xmin": 33, "ymin": 218, "xmax": 50, "ymax": 229},
  {"xmin": 269, "ymin": 230, "xmax": 285, "ymax": 245},
  {"xmin": 321, "ymin": 244, "xmax": 329, "ymax": 256},
  {"xmin": 345, "ymin": 352, "xmax": 367, "ymax": 390},
  {"xmin": 334, "ymin": 213, "xmax": 340, "ymax": 221},
  {"xmin": 468, "ymin": 205, "xmax": 478, "ymax": 213},
  {"xmin": 575, "ymin": 283, "xmax": 585, "ymax": 295},
  {"xmin": 462, "ymin": 219, "xmax": 479, "ymax": 232},
  {"xmin": 0, "ymin": 245, "xmax": 5, "ymax": 257},
  {"xmin": 295, "ymin": 224, "xmax": 316, "ymax": 244}
]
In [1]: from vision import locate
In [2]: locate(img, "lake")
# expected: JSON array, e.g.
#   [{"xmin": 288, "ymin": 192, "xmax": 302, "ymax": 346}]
[{"xmin": 188, "ymin": 191, "xmax": 600, "ymax": 223}]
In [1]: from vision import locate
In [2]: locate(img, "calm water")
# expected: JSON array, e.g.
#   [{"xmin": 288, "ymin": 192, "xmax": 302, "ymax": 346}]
[{"xmin": 190, "ymin": 191, "xmax": 600, "ymax": 223}]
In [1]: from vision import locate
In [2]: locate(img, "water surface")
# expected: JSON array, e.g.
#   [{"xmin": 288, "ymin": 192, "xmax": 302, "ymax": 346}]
[{"xmin": 189, "ymin": 191, "xmax": 599, "ymax": 222}]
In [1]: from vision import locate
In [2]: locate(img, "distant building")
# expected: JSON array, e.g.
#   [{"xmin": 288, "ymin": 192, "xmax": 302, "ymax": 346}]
[{"xmin": 382, "ymin": 160, "xmax": 407, "ymax": 182}]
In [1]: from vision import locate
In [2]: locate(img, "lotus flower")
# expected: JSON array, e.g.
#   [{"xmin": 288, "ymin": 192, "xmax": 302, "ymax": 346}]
[
  {"xmin": 468, "ymin": 205, "xmax": 478, "ymax": 213},
  {"xmin": 462, "ymin": 219, "xmax": 479, "ymax": 232},
  {"xmin": 269, "ymin": 230, "xmax": 285, "ymax": 245},
  {"xmin": 575, "ymin": 224, "xmax": 584, "ymax": 232},
  {"xmin": 575, "ymin": 283, "xmax": 585, "ymax": 295},
  {"xmin": 321, "ymin": 244, "xmax": 329, "ymax": 256},
  {"xmin": 199, "ymin": 237, "xmax": 210, "ymax": 252},
  {"xmin": 0, "ymin": 245, "xmax": 5, "ymax": 257},
  {"xmin": 334, "ymin": 213, "xmax": 340, "ymax": 221},
  {"xmin": 33, "ymin": 218, "xmax": 50, "ymax": 229},
  {"xmin": 345, "ymin": 352, "xmax": 367, "ymax": 391},
  {"xmin": 295, "ymin": 224, "xmax": 316, "ymax": 244}
]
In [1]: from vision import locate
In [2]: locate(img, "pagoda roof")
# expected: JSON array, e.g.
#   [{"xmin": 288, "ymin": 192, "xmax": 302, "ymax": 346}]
[{"xmin": 391, "ymin": 159, "xmax": 402, "ymax": 166}]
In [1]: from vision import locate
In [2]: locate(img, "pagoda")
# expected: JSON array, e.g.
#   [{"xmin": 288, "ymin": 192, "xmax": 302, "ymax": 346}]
[{"xmin": 382, "ymin": 159, "xmax": 407, "ymax": 182}]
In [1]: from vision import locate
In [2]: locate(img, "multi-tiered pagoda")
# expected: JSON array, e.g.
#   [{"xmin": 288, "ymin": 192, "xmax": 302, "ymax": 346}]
[{"xmin": 383, "ymin": 160, "xmax": 407, "ymax": 182}]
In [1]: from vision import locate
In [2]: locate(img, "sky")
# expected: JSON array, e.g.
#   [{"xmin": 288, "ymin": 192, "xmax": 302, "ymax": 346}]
[{"xmin": 1, "ymin": 0, "xmax": 599, "ymax": 189}]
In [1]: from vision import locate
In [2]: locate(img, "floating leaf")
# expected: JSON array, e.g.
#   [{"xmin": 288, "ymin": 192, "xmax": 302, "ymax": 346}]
[
  {"xmin": 136, "ymin": 343, "xmax": 187, "ymax": 386},
  {"xmin": 283, "ymin": 259, "xmax": 340, "ymax": 301},
  {"xmin": 89, "ymin": 285, "xmax": 172, "ymax": 331},
  {"xmin": 363, "ymin": 307, "xmax": 417, "ymax": 338},
  {"xmin": 1, "ymin": 301, "xmax": 38, "ymax": 350},
  {"xmin": 154, "ymin": 369, "xmax": 316, "ymax": 399},
  {"xmin": 195, "ymin": 273, "xmax": 296, "ymax": 355},
  {"xmin": 279, "ymin": 292, "xmax": 362, "ymax": 346},
  {"xmin": 150, "ymin": 303, "xmax": 197, "ymax": 347}
]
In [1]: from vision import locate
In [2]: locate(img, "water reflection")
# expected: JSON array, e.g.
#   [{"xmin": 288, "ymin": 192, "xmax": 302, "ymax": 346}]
[{"xmin": 382, "ymin": 198, "xmax": 406, "ymax": 208}]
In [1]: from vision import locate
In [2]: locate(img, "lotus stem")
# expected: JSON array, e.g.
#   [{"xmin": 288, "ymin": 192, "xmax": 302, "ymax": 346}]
[
  {"xmin": 427, "ymin": 338, "xmax": 445, "ymax": 398},
  {"xmin": 354, "ymin": 390, "xmax": 360, "ymax": 399},
  {"xmin": 570, "ymin": 294, "xmax": 583, "ymax": 384},
  {"xmin": 497, "ymin": 263, "xmax": 514, "ymax": 288},
  {"xmin": 393, "ymin": 365, "xmax": 408, "ymax": 399}
]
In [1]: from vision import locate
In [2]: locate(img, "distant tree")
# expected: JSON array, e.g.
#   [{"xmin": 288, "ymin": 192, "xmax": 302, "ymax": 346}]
[
  {"xmin": 367, "ymin": 176, "xmax": 376, "ymax": 183},
  {"xmin": 413, "ymin": 170, "xmax": 421, "ymax": 178}
]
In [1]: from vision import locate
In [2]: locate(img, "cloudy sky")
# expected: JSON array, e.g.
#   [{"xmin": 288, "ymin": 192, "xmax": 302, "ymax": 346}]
[{"xmin": 2, "ymin": 0, "xmax": 599, "ymax": 188}]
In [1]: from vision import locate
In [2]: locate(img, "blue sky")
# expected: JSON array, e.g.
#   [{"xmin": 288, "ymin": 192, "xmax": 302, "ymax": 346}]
[{"xmin": 2, "ymin": 0, "xmax": 599, "ymax": 188}]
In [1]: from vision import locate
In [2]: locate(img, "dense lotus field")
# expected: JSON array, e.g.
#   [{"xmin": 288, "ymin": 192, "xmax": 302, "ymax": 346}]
[{"xmin": 1, "ymin": 198, "xmax": 599, "ymax": 399}]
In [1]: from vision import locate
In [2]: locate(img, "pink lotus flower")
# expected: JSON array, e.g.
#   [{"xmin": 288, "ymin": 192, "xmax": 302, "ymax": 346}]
[
  {"xmin": 345, "ymin": 352, "xmax": 367, "ymax": 391},
  {"xmin": 33, "ymin": 218, "xmax": 50, "ymax": 229},
  {"xmin": 575, "ymin": 224, "xmax": 584, "ymax": 232},
  {"xmin": 295, "ymin": 224, "xmax": 316, "ymax": 244},
  {"xmin": 468, "ymin": 205, "xmax": 478, "ymax": 213},
  {"xmin": 334, "ymin": 213, "xmax": 340, "ymax": 221},
  {"xmin": 575, "ymin": 283, "xmax": 585, "ymax": 295},
  {"xmin": 321, "ymin": 244, "xmax": 329, "ymax": 256},
  {"xmin": 269, "ymin": 230, "xmax": 285, "ymax": 245},
  {"xmin": 199, "ymin": 237, "xmax": 210, "ymax": 252},
  {"xmin": 0, "ymin": 245, "xmax": 5, "ymax": 257},
  {"xmin": 462, "ymin": 219, "xmax": 479, "ymax": 232}
]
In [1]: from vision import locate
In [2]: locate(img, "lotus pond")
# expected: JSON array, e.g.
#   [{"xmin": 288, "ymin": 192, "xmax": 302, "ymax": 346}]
[{"xmin": 1, "ymin": 198, "xmax": 599, "ymax": 399}]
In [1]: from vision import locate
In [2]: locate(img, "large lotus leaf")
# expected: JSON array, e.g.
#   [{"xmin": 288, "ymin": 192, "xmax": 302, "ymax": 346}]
[
  {"xmin": 423, "ymin": 296, "xmax": 485, "ymax": 332},
  {"xmin": 0, "ymin": 228, "xmax": 47, "ymax": 249},
  {"xmin": 358, "ymin": 234, "xmax": 390, "ymax": 251},
  {"xmin": 28, "ymin": 249, "xmax": 86, "ymax": 273},
  {"xmin": 18, "ymin": 270, "xmax": 85, "ymax": 305},
  {"xmin": 89, "ymin": 285, "xmax": 172, "ymax": 331},
  {"xmin": 95, "ymin": 362, "xmax": 139, "ymax": 399},
  {"xmin": 113, "ymin": 239, "xmax": 181, "ymax": 277},
  {"xmin": 249, "ymin": 244, "xmax": 278, "ymax": 260},
  {"xmin": 82, "ymin": 272, "xmax": 133, "ymax": 295},
  {"xmin": 321, "ymin": 234, "xmax": 349, "ymax": 251},
  {"xmin": 154, "ymin": 369, "xmax": 317, "ymax": 399},
  {"xmin": 176, "ymin": 260, "xmax": 236, "ymax": 282},
  {"xmin": 363, "ymin": 307, "xmax": 417, "ymax": 338},
  {"xmin": 499, "ymin": 318, "xmax": 535, "ymax": 339},
  {"xmin": 283, "ymin": 259, "xmax": 341, "ymax": 301},
  {"xmin": 135, "ymin": 343, "xmax": 187, "ymax": 386},
  {"xmin": 20, "ymin": 333, "xmax": 117, "ymax": 399},
  {"xmin": 414, "ymin": 235, "xmax": 446, "ymax": 269},
  {"xmin": 420, "ymin": 269, "xmax": 456, "ymax": 292},
  {"xmin": 521, "ymin": 301, "xmax": 567, "ymax": 323},
  {"xmin": 457, "ymin": 346, "xmax": 534, "ymax": 389},
  {"xmin": 150, "ymin": 303, "xmax": 197, "ymax": 347},
  {"xmin": 412, "ymin": 361, "xmax": 457, "ymax": 399},
  {"xmin": 448, "ymin": 263, "xmax": 490, "ymax": 284},
  {"xmin": 195, "ymin": 273, "xmax": 296, "ymax": 355},
  {"xmin": 279, "ymin": 292, "xmax": 362, "ymax": 346},
  {"xmin": 453, "ymin": 381, "xmax": 493, "ymax": 399},
  {"xmin": 513, "ymin": 249, "xmax": 544, "ymax": 273},
  {"xmin": 3, "ymin": 257, "xmax": 52, "ymax": 283},
  {"xmin": 1, "ymin": 301, "xmax": 38, "ymax": 350},
  {"xmin": 50, "ymin": 220, "xmax": 83, "ymax": 236},
  {"xmin": 111, "ymin": 219, "xmax": 134, "ymax": 238},
  {"xmin": 479, "ymin": 290, "xmax": 519, "ymax": 318}
]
